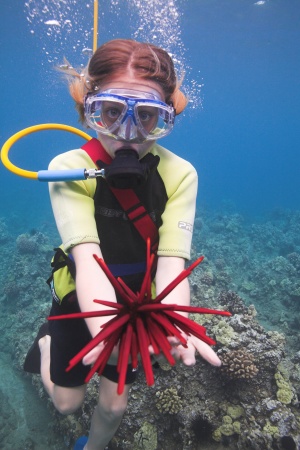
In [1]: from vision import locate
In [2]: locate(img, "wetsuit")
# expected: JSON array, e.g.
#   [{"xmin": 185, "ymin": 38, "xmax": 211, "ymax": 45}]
[{"xmin": 48, "ymin": 142, "xmax": 198, "ymax": 387}]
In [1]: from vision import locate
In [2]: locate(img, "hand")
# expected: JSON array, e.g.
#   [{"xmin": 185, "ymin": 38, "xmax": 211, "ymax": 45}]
[
  {"xmin": 172, "ymin": 335, "xmax": 221, "ymax": 366},
  {"xmin": 82, "ymin": 342, "xmax": 119, "ymax": 366},
  {"xmin": 82, "ymin": 334, "xmax": 221, "ymax": 368}
]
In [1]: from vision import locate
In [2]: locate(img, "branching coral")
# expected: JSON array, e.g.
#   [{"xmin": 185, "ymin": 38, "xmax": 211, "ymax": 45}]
[
  {"xmin": 155, "ymin": 387, "xmax": 182, "ymax": 414},
  {"xmin": 219, "ymin": 349, "xmax": 259, "ymax": 380}
]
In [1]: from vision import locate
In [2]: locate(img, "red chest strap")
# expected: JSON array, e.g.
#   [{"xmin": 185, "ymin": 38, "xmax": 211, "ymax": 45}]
[{"xmin": 81, "ymin": 139, "xmax": 158, "ymax": 252}]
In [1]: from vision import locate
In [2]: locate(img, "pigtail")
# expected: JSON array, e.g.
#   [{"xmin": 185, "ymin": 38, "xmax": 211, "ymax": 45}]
[
  {"xmin": 58, "ymin": 57, "xmax": 89, "ymax": 123},
  {"xmin": 171, "ymin": 72, "xmax": 188, "ymax": 115},
  {"xmin": 172, "ymin": 88, "xmax": 188, "ymax": 115}
]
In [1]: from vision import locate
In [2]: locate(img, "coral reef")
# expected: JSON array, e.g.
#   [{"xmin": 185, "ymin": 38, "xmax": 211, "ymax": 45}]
[
  {"xmin": 155, "ymin": 387, "xmax": 182, "ymax": 414},
  {"xmin": 212, "ymin": 414, "xmax": 241, "ymax": 440},
  {"xmin": 189, "ymin": 413, "xmax": 213, "ymax": 442},
  {"xmin": 218, "ymin": 290, "xmax": 250, "ymax": 315},
  {"xmin": 16, "ymin": 233, "xmax": 39, "ymax": 254},
  {"xmin": 219, "ymin": 348, "xmax": 259, "ymax": 380},
  {"xmin": 133, "ymin": 422, "xmax": 157, "ymax": 450},
  {"xmin": 0, "ymin": 218, "xmax": 10, "ymax": 243},
  {"xmin": 274, "ymin": 369, "xmax": 296, "ymax": 405},
  {"xmin": 200, "ymin": 270, "xmax": 215, "ymax": 286},
  {"xmin": 2, "ymin": 208, "xmax": 300, "ymax": 449},
  {"xmin": 280, "ymin": 435, "xmax": 297, "ymax": 450},
  {"xmin": 212, "ymin": 320, "xmax": 238, "ymax": 346}
]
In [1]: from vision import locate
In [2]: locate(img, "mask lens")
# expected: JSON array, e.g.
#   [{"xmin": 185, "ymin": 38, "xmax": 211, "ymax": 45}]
[
  {"xmin": 101, "ymin": 101, "xmax": 125, "ymax": 127},
  {"xmin": 135, "ymin": 103, "xmax": 174, "ymax": 139},
  {"xmin": 136, "ymin": 105, "xmax": 159, "ymax": 134},
  {"xmin": 85, "ymin": 91, "xmax": 175, "ymax": 141},
  {"xmin": 86, "ymin": 96, "xmax": 127, "ymax": 133}
]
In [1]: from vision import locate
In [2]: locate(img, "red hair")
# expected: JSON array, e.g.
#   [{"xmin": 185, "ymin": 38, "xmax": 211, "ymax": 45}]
[{"xmin": 66, "ymin": 39, "xmax": 188, "ymax": 123}]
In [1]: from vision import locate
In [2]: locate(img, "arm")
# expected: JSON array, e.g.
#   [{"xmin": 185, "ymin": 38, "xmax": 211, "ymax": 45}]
[
  {"xmin": 70, "ymin": 242, "xmax": 119, "ymax": 365},
  {"xmin": 49, "ymin": 150, "xmax": 100, "ymax": 249},
  {"xmin": 70, "ymin": 243, "xmax": 117, "ymax": 336},
  {"xmin": 156, "ymin": 255, "xmax": 189, "ymax": 311},
  {"xmin": 155, "ymin": 256, "xmax": 221, "ymax": 367}
]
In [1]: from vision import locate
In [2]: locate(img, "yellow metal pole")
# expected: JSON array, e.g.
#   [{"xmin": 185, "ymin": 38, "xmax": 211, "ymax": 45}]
[{"xmin": 93, "ymin": 0, "xmax": 99, "ymax": 53}]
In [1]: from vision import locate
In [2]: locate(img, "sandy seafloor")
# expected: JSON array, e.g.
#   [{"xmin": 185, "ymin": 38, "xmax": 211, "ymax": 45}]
[{"xmin": 0, "ymin": 204, "xmax": 299, "ymax": 449}]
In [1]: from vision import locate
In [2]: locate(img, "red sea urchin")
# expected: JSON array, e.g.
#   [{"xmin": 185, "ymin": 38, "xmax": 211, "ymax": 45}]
[{"xmin": 48, "ymin": 239, "xmax": 231, "ymax": 394}]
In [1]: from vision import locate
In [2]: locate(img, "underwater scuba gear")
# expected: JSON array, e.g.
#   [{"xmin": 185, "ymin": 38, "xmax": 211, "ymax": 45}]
[
  {"xmin": 1, "ymin": 124, "xmax": 92, "ymax": 180},
  {"xmin": 0, "ymin": 123, "xmax": 159, "ymax": 186},
  {"xmin": 102, "ymin": 147, "xmax": 157, "ymax": 189},
  {"xmin": 84, "ymin": 88, "xmax": 175, "ymax": 143},
  {"xmin": 81, "ymin": 138, "xmax": 159, "ymax": 252},
  {"xmin": 46, "ymin": 137, "xmax": 160, "ymax": 310}
]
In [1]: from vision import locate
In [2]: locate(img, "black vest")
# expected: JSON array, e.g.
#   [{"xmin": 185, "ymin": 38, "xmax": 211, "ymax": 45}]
[{"xmin": 94, "ymin": 153, "xmax": 168, "ymax": 294}]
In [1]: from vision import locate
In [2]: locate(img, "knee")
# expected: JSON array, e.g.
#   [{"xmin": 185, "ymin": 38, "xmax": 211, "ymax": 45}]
[
  {"xmin": 52, "ymin": 388, "xmax": 85, "ymax": 415},
  {"xmin": 54, "ymin": 403, "xmax": 77, "ymax": 415},
  {"xmin": 53, "ymin": 397, "xmax": 83, "ymax": 415},
  {"xmin": 98, "ymin": 396, "xmax": 128, "ymax": 423}
]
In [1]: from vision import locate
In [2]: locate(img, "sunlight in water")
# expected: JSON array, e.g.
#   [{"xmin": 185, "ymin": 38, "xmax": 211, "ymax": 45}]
[
  {"xmin": 24, "ymin": 0, "xmax": 203, "ymax": 109},
  {"xmin": 24, "ymin": 0, "xmax": 94, "ymax": 65}
]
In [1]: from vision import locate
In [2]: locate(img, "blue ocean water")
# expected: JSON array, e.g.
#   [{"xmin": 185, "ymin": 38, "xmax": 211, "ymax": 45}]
[
  {"xmin": 1, "ymin": 0, "xmax": 300, "ymax": 221},
  {"xmin": 1, "ymin": 1, "xmax": 300, "ymax": 449}
]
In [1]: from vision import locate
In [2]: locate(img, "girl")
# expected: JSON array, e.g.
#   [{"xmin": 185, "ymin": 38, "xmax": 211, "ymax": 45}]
[{"xmin": 24, "ymin": 39, "xmax": 221, "ymax": 450}]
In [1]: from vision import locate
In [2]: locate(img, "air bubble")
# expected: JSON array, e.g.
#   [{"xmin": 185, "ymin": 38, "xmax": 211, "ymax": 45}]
[
  {"xmin": 44, "ymin": 20, "xmax": 61, "ymax": 26},
  {"xmin": 23, "ymin": 0, "xmax": 202, "ymax": 110}
]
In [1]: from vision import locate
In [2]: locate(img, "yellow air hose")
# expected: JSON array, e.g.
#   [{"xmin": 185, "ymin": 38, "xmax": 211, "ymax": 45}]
[
  {"xmin": 1, "ymin": 124, "xmax": 91, "ymax": 179},
  {"xmin": 1, "ymin": 2, "xmax": 99, "ymax": 180}
]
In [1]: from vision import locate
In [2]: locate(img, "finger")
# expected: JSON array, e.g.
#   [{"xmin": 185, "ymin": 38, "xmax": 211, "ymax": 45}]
[
  {"xmin": 167, "ymin": 336, "xmax": 184, "ymax": 347},
  {"xmin": 148, "ymin": 345, "xmax": 154, "ymax": 355},
  {"xmin": 82, "ymin": 345, "xmax": 104, "ymax": 365},
  {"xmin": 194, "ymin": 340, "xmax": 222, "ymax": 367},
  {"xmin": 170, "ymin": 343, "xmax": 196, "ymax": 366}
]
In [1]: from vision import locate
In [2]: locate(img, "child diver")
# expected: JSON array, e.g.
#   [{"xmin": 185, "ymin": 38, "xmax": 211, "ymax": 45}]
[{"xmin": 24, "ymin": 39, "xmax": 222, "ymax": 450}]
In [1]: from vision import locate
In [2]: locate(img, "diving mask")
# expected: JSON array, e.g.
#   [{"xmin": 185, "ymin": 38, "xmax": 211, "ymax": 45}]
[{"xmin": 84, "ymin": 88, "xmax": 175, "ymax": 143}]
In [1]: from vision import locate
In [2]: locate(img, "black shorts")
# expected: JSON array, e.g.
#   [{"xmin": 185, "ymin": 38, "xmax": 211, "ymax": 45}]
[{"xmin": 48, "ymin": 293, "xmax": 137, "ymax": 387}]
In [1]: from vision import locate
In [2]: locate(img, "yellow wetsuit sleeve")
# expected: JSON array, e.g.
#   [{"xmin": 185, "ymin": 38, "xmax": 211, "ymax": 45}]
[
  {"xmin": 153, "ymin": 145, "xmax": 198, "ymax": 260},
  {"xmin": 48, "ymin": 149, "xmax": 99, "ymax": 251}
]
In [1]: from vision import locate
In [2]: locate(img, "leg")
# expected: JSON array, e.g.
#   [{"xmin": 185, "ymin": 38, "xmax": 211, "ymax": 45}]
[
  {"xmin": 39, "ymin": 335, "xmax": 86, "ymax": 414},
  {"xmin": 86, "ymin": 377, "xmax": 131, "ymax": 450}
]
